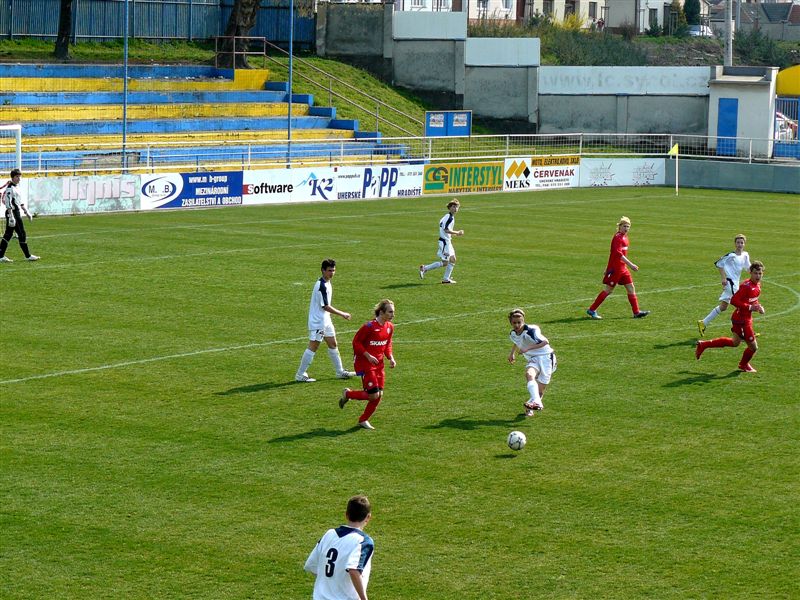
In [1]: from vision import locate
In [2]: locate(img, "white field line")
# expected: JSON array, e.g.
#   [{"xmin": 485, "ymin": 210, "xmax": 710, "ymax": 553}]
[
  {"xmin": 30, "ymin": 189, "xmax": 796, "ymax": 241},
  {"xmin": 2, "ymin": 276, "xmax": 797, "ymax": 386},
  {"xmin": 0, "ymin": 240, "xmax": 361, "ymax": 274}
]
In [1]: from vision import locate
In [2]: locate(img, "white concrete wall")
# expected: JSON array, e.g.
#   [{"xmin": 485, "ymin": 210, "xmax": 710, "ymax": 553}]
[
  {"xmin": 465, "ymin": 38, "xmax": 540, "ymax": 66},
  {"xmin": 393, "ymin": 10, "xmax": 467, "ymax": 39},
  {"xmin": 538, "ymin": 66, "xmax": 711, "ymax": 95},
  {"xmin": 708, "ymin": 68, "xmax": 778, "ymax": 157}
]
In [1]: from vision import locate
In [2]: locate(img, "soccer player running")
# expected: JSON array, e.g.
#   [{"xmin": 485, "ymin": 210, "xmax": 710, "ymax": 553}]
[
  {"xmin": 304, "ymin": 495, "xmax": 374, "ymax": 600},
  {"xmin": 295, "ymin": 259, "xmax": 356, "ymax": 383},
  {"xmin": 695, "ymin": 261, "xmax": 765, "ymax": 372},
  {"xmin": 508, "ymin": 308, "xmax": 557, "ymax": 416},
  {"xmin": 419, "ymin": 198, "xmax": 464, "ymax": 284},
  {"xmin": 0, "ymin": 169, "xmax": 39, "ymax": 263},
  {"xmin": 586, "ymin": 216, "xmax": 649, "ymax": 319},
  {"xmin": 697, "ymin": 234, "xmax": 751, "ymax": 337},
  {"xmin": 339, "ymin": 300, "xmax": 396, "ymax": 430}
]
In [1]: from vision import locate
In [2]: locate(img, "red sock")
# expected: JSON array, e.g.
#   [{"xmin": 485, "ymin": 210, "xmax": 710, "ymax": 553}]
[
  {"xmin": 347, "ymin": 390, "xmax": 370, "ymax": 401},
  {"xmin": 589, "ymin": 290, "xmax": 610, "ymax": 311},
  {"xmin": 708, "ymin": 337, "xmax": 735, "ymax": 348},
  {"xmin": 739, "ymin": 347, "xmax": 755, "ymax": 367},
  {"xmin": 359, "ymin": 398, "xmax": 381, "ymax": 422},
  {"xmin": 627, "ymin": 293, "xmax": 640, "ymax": 314}
]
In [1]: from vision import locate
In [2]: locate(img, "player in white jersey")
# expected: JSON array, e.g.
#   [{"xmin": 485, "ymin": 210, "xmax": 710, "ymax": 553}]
[
  {"xmin": 507, "ymin": 308, "xmax": 557, "ymax": 416},
  {"xmin": 418, "ymin": 198, "xmax": 463, "ymax": 284},
  {"xmin": 295, "ymin": 259, "xmax": 356, "ymax": 382},
  {"xmin": 0, "ymin": 169, "xmax": 39, "ymax": 263},
  {"xmin": 697, "ymin": 234, "xmax": 751, "ymax": 337},
  {"xmin": 305, "ymin": 495, "xmax": 374, "ymax": 600}
]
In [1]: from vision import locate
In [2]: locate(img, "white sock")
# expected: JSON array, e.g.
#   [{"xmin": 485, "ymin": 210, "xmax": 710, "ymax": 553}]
[
  {"xmin": 703, "ymin": 306, "xmax": 722, "ymax": 327},
  {"xmin": 527, "ymin": 380, "xmax": 541, "ymax": 404},
  {"xmin": 443, "ymin": 263, "xmax": 455, "ymax": 280},
  {"xmin": 424, "ymin": 261, "xmax": 443, "ymax": 271},
  {"xmin": 296, "ymin": 349, "xmax": 315, "ymax": 378},
  {"xmin": 328, "ymin": 347, "xmax": 345, "ymax": 375}
]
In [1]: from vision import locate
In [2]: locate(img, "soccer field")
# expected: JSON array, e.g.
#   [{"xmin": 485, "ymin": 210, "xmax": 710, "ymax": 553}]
[{"xmin": 1, "ymin": 187, "xmax": 798, "ymax": 599}]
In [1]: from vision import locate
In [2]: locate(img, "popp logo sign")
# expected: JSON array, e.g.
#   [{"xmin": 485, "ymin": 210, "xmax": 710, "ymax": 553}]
[{"xmin": 361, "ymin": 167, "xmax": 399, "ymax": 198}]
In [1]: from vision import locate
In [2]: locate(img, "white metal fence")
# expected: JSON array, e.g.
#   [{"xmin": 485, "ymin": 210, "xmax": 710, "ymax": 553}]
[{"xmin": 2, "ymin": 132, "xmax": 797, "ymax": 176}]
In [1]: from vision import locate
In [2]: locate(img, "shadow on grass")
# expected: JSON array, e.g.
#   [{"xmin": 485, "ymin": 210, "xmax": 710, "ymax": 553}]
[
  {"xmin": 269, "ymin": 426, "xmax": 362, "ymax": 443},
  {"xmin": 380, "ymin": 282, "xmax": 425, "ymax": 290},
  {"xmin": 541, "ymin": 315, "xmax": 593, "ymax": 325},
  {"xmin": 653, "ymin": 338, "xmax": 697, "ymax": 350},
  {"xmin": 216, "ymin": 380, "xmax": 305, "ymax": 395},
  {"xmin": 425, "ymin": 414, "xmax": 526, "ymax": 431},
  {"xmin": 495, "ymin": 453, "xmax": 522, "ymax": 460},
  {"xmin": 663, "ymin": 370, "xmax": 742, "ymax": 388}
]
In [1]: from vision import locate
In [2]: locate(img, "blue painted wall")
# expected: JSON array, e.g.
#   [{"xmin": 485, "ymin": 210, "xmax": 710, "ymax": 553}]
[{"xmin": 0, "ymin": 0, "xmax": 314, "ymax": 48}]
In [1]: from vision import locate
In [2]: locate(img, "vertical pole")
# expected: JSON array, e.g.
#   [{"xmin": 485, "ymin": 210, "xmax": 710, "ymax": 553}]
[
  {"xmin": 288, "ymin": 0, "xmax": 294, "ymax": 166},
  {"xmin": 675, "ymin": 152, "xmax": 679, "ymax": 196},
  {"xmin": 376, "ymin": 103, "xmax": 379, "ymax": 134},
  {"xmin": 724, "ymin": 0, "xmax": 733, "ymax": 66},
  {"xmin": 15, "ymin": 125, "xmax": 21, "ymax": 170},
  {"xmin": 188, "ymin": 0, "xmax": 193, "ymax": 42},
  {"xmin": 123, "ymin": 0, "xmax": 130, "ymax": 170}
]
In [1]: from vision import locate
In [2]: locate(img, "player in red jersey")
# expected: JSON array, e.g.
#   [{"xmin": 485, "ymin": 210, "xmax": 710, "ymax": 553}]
[
  {"xmin": 695, "ymin": 261, "xmax": 765, "ymax": 372},
  {"xmin": 339, "ymin": 299, "xmax": 396, "ymax": 430},
  {"xmin": 586, "ymin": 216, "xmax": 650, "ymax": 319}
]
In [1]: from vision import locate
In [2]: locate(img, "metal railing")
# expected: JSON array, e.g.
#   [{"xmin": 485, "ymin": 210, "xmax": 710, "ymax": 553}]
[
  {"xmin": 258, "ymin": 37, "xmax": 424, "ymax": 137},
  {"xmin": 4, "ymin": 132, "xmax": 796, "ymax": 177}
]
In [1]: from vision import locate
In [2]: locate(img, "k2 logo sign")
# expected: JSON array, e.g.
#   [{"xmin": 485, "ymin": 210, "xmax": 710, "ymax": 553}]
[
  {"xmin": 306, "ymin": 173, "xmax": 334, "ymax": 200},
  {"xmin": 362, "ymin": 167, "xmax": 399, "ymax": 198}
]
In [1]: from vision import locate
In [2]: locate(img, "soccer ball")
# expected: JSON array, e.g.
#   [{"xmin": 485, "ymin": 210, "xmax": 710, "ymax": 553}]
[{"xmin": 507, "ymin": 430, "xmax": 527, "ymax": 451}]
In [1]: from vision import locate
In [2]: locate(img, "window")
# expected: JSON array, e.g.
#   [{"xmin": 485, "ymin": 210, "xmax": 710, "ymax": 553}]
[
  {"xmin": 543, "ymin": 0, "xmax": 554, "ymax": 16},
  {"xmin": 411, "ymin": 0, "xmax": 425, "ymax": 6},
  {"xmin": 649, "ymin": 8, "xmax": 658, "ymax": 27},
  {"xmin": 503, "ymin": 0, "xmax": 512, "ymax": 10},
  {"xmin": 589, "ymin": 2, "xmax": 597, "ymax": 19}
]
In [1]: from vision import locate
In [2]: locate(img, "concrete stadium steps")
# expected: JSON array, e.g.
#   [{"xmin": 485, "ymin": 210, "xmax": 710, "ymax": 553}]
[
  {"xmin": 27, "ymin": 142, "xmax": 403, "ymax": 173},
  {"xmin": 18, "ymin": 129, "xmax": 356, "ymax": 151},
  {"xmin": 0, "ymin": 68, "xmax": 270, "ymax": 93},
  {"xmin": 20, "ymin": 116, "xmax": 345, "ymax": 137},
  {"xmin": 0, "ymin": 90, "xmax": 290, "ymax": 105},
  {"xmin": 3, "ymin": 102, "xmax": 310, "ymax": 122}
]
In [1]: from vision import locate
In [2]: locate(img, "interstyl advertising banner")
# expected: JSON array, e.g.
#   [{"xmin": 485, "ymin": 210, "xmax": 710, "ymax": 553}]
[{"xmin": 423, "ymin": 162, "xmax": 503, "ymax": 194}]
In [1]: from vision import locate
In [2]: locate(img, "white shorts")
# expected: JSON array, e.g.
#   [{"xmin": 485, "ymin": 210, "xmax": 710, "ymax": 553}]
[
  {"xmin": 308, "ymin": 323, "xmax": 336, "ymax": 342},
  {"xmin": 526, "ymin": 352, "xmax": 557, "ymax": 385},
  {"xmin": 718, "ymin": 279, "xmax": 738, "ymax": 303},
  {"xmin": 437, "ymin": 239, "xmax": 455, "ymax": 261}
]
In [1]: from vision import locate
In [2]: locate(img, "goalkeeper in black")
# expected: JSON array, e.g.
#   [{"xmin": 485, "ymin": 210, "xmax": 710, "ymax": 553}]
[{"xmin": 0, "ymin": 168, "xmax": 39, "ymax": 263}]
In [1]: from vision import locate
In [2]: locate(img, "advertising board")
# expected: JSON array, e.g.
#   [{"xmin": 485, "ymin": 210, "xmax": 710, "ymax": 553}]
[
  {"xmin": 423, "ymin": 162, "xmax": 503, "ymax": 194},
  {"xmin": 579, "ymin": 158, "xmax": 666, "ymax": 187},
  {"xmin": 503, "ymin": 156, "xmax": 580, "ymax": 191},
  {"xmin": 140, "ymin": 171, "xmax": 243, "ymax": 210},
  {"xmin": 28, "ymin": 174, "xmax": 140, "ymax": 215}
]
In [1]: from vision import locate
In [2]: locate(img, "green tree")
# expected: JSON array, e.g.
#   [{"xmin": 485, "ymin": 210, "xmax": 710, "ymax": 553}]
[
  {"xmin": 670, "ymin": 0, "xmax": 689, "ymax": 36},
  {"xmin": 684, "ymin": 0, "xmax": 701, "ymax": 25}
]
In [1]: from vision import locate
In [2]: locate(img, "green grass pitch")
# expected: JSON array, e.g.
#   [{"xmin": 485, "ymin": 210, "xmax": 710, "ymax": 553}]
[{"xmin": 1, "ymin": 187, "xmax": 798, "ymax": 599}]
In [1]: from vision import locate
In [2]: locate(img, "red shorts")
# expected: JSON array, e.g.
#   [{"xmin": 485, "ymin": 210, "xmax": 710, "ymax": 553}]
[
  {"xmin": 731, "ymin": 321, "xmax": 755, "ymax": 342},
  {"xmin": 356, "ymin": 363, "xmax": 385, "ymax": 392},
  {"xmin": 602, "ymin": 268, "xmax": 633, "ymax": 287}
]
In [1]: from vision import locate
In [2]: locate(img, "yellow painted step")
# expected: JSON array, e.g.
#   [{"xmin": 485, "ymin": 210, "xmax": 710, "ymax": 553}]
[
  {"xmin": 3, "ymin": 102, "xmax": 310, "ymax": 122},
  {"xmin": 0, "ymin": 69, "xmax": 270, "ymax": 92},
  {"xmin": 10, "ymin": 129, "xmax": 356, "ymax": 152}
]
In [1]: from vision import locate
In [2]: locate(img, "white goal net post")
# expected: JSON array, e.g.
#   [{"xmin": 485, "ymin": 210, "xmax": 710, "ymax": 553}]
[{"xmin": 0, "ymin": 124, "xmax": 22, "ymax": 171}]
